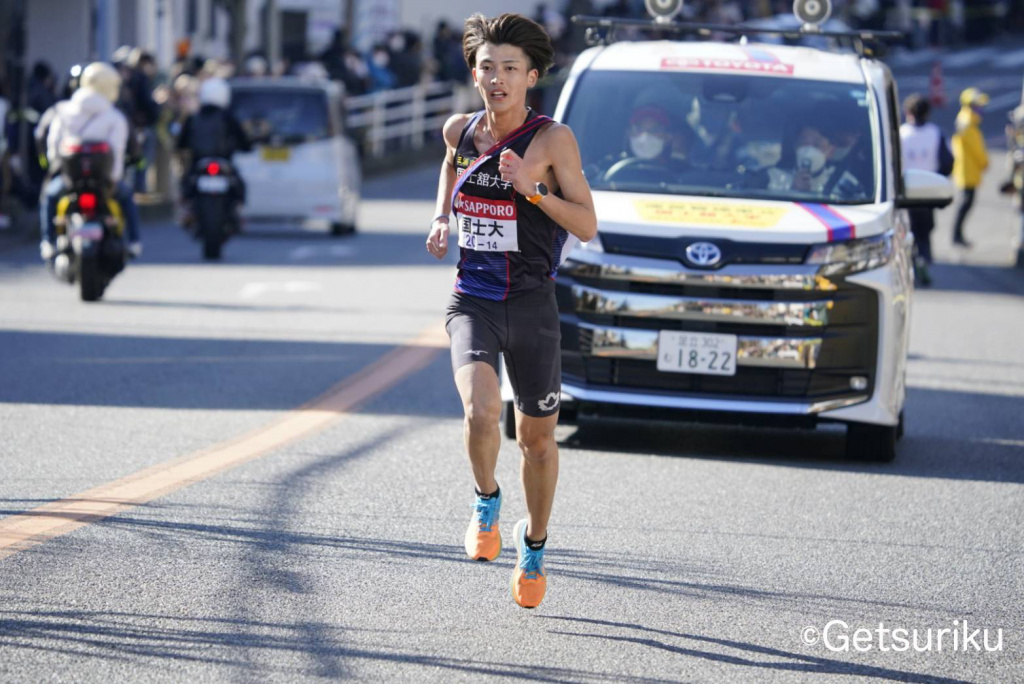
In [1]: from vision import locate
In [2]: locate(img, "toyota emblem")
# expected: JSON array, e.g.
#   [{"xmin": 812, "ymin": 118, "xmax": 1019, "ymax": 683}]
[{"xmin": 685, "ymin": 242, "xmax": 722, "ymax": 267}]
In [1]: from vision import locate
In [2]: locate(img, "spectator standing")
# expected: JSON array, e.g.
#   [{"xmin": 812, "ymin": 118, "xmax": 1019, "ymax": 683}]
[
  {"xmin": 27, "ymin": 61, "xmax": 58, "ymax": 115},
  {"xmin": 343, "ymin": 50, "xmax": 371, "ymax": 96},
  {"xmin": 367, "ymin": 44, "xmax": 397, "ymax": 92},
  {"xmin": 389, "ymin": 32, "xmax": 424, "ymax": 89},
  {"xmin": 433, "ymin": 21, "xmax": 469, "ymax": 84},
  {"xmin": 127, "ymin": 49, "xmax": 161, "ymax": 194},
  {"xmin": 900, "ymin": 94, "xmax": 953, "ymax": 286},
  {"xmin": 951, "ymin": 87, "xmax": 990, "ymax": 247}
]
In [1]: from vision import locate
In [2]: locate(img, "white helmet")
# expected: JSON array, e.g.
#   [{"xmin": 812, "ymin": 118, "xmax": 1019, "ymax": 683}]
[
  {"xmin": 80, "ymin": 62, "xmax": 122, "ymax": 103},
  {"xmin": 198, "ymin": 77, "xmax": 231, "ymax": 108}
]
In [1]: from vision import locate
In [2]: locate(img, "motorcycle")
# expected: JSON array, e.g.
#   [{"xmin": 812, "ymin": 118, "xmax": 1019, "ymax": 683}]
[
  {"xmin": 52, "ymin": 140, "xmax": 126, "ymax": 302},
  {"xmin": 188, "ymin": 157, "xmax": 242, "ymax": 261}
]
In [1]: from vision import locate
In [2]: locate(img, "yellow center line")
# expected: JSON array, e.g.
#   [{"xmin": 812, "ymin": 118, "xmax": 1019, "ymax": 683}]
[{"xmin": 0, "ymin": 324, "xmax": 450, "ymax": 561}]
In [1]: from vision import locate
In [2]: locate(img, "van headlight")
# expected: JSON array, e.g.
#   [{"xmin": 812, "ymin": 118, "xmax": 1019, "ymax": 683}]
[{"xmin": 805, "ymin": 232, "xmax": 893, "ymax": 276}]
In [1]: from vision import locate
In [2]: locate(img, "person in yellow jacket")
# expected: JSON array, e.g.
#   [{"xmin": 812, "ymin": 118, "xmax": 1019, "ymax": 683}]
[{"xmin": 951, "ymin": 87, "xmax": 989, "ymax": 246}]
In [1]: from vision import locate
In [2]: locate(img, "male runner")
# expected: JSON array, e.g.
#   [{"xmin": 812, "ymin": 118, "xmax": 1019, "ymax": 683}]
[{"xmin": 425, "ymin": 13, "xmax": 596, "ymax": 609}]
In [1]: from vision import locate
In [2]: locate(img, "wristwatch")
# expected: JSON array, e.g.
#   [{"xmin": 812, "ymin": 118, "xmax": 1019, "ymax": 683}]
[{"xmin": 527, "ymin": 182, "xmax": 548, "ymax": 205}]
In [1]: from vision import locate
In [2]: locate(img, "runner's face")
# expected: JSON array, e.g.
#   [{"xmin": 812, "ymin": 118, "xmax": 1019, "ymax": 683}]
[{"xmin": 473, "ymin": 43, "xmax": 537, "ymax": 113}]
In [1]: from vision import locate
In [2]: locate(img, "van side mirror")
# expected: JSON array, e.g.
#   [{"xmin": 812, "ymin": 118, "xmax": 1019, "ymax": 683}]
[{"xmin": 897, "ymin": 169, "xmax": 954, "ymax": 209}]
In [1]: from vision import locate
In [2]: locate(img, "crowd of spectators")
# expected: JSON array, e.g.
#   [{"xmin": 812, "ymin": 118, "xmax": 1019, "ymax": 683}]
[{"xmin": 1, "ymin": 0, "xmax": 1021, "ymax": 231}]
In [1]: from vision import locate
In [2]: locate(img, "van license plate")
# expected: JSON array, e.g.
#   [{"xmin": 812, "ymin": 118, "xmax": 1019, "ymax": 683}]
[
  {"xmin": 261, "ymin": 146, "xmax": 290, "ymax": 162},
  {"xmin": 657, "ymin": 331, "xmax": 738, "ymax": 376},
  {"xmin": 198, "ymin": 176, "xmax": 229, "ymax": 193}
]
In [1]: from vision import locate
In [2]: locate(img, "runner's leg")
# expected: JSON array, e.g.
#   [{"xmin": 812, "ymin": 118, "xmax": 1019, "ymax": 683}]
[
  {"xmin": 516, "ymin": 410, "xmax": 559, "ymax": 541},
  {"xmin": 454, "ymin": 362, "xmax": 502, "ymax": 494}
]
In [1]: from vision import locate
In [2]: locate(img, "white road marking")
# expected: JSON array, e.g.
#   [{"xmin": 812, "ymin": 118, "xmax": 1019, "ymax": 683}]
[
  {"xmin": 982, "ymin": 438, "xmax": 1024, "ymax": 447},
  {"xmin": 890, "ymin": 49, "xmax": 939, "ymax": 68},
  {"xmin": 288, "ymin": 245, "xmax": 356, "ymax": 260},
  {"xmin": 289, "ymin": 246, "xmax": 318, "ymax": 260},
  {"xmin": 239, "ymin": 281, "xmax": 323, "ymax": 299},
  {"xmin": 985, "ymin": 91, "xmax": 1023, "ymax": 112},
  {"xmin": 992, "ymin": 48, "xmax": 1024, "ymax": 69},
  {"xmin": 942, "ymin": 47, "xmax": 998, "ymax": 69}
]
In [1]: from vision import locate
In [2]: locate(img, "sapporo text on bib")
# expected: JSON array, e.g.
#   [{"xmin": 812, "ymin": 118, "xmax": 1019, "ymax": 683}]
[{"xmin": 454, "ymin": 192, "xmax": 519, "ymax": 252}]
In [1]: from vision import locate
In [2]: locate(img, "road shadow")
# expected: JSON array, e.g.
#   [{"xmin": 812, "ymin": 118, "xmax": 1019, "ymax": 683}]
[
  {"xmin": 558, "ymin": 386, "xmax": 1024, "ymax": 484},
  {"xmin": 923, "ymin": 261, "xmax": 1024, "ymax": 296},
  {"xmin": 0, "ymin": 329, "xmax": 449, "ymax": 413},
  {"xmin": 0, "ymin": 430, "xmax": 996, "ymax": 681},
  {"xmin": 540, "ymin": 617, "xmax": 975, "ymax": 684},
  {"xmin": 0, "ymin": 608, "xmax": 668, "ymax": 682}
]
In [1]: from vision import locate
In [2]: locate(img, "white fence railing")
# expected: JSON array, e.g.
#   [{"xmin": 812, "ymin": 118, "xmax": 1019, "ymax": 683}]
[{"xmin": 345, "ymin": 81, "xmax": 481, "ymax": 158}]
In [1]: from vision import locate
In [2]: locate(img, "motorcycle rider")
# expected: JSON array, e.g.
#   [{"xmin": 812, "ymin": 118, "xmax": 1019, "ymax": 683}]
[
  {"xmin": 176, "ymin": 77, "xmax": 251, "ymax": 221},
  {"xmin": 41, "ymin": 62, "xmax": 141, "ymax": 260}
]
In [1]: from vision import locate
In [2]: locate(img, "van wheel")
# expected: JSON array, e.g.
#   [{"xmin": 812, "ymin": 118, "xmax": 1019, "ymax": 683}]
[
  {"xmin": 846, "ymin": 422, "xmax": 898, "ymax": 462},
  {"xmin": 896, "ymin": 411, "xmax": 905, "ymax": 441},
  {"xmin": 331, "ymin": 221, "xmax": 356, "ymax": 236},
  {"xmin": 504, "ymin": 401, "xmax": 517, "ymax": 440}
]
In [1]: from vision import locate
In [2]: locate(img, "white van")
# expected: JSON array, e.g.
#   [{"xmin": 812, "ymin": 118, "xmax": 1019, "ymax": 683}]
[
  {"xmin": 230, "ymin": 77, "xmax": 360, "ymax": 234},
  {"xmin": 501, "ymin": 2, "xmax": 953, "ymax": 461}
]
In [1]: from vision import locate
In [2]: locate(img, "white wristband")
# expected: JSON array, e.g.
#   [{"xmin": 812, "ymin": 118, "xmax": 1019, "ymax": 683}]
[{"xmin": 432, "ymin": 214, "xmax": 450, "ymax": 224}]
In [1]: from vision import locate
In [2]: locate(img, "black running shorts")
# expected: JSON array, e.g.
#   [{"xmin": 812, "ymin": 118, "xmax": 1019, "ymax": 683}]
[{"xmin": 445, "ymin": 281, "xmax": 562, "ymax": 418}]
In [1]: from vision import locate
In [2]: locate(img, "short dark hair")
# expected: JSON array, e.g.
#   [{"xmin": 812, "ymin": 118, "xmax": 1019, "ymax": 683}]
[
  {"xmin": 463, "ymin": 13, "xmax": 555, "ymax": 79},
  {"xmin": 903, "ymin": 94, "xmax": 930, "ymax": 123}
]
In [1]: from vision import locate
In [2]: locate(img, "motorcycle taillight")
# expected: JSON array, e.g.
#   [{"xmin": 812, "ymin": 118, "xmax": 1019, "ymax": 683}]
[
  {"xmin": 206, "ymin": 161, "xmax": 221, "ymax": 176},
  {"xmin": 79, "ymin": 192, "xmax": 97, "ymax": 217}
]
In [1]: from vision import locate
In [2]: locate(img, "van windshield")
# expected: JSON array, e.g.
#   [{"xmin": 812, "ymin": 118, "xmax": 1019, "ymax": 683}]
[
  {"xmin": 564, "ymin": 70, "xmax": 877, "ymax": 205},
  {"xmin": 231, "ymin": 88, "xmax": 332, "ymax": 144}
]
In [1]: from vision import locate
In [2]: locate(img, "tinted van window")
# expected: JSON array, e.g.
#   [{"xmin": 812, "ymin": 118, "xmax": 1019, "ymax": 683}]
[{"xmin": 231, "ymin": 88, "xmax": 332, "ymax": 144}]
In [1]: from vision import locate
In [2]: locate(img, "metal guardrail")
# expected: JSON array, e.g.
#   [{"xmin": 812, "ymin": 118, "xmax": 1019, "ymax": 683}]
[{"xmin": 345, "ymin": 81, "xmax": 481, "ymax": 158}]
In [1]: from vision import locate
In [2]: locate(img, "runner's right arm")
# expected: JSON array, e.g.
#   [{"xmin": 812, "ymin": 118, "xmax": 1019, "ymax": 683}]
[{"xmin": 427, "ymin": 113, "xmax": 471, "ymax": 260}]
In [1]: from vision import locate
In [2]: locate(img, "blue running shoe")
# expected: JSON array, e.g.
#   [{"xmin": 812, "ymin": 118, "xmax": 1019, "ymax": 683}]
[
  {"xmin": 464, "ymin": 489, "xmax": 501, "ymax": 561},
  {"xmin": 511, "ymin": 518, "xmax": 546, "ymax": 608}
]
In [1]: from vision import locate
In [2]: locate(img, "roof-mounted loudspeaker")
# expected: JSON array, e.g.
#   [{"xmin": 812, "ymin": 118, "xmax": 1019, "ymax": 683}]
[
  {"xmin": 793, "ymin": 0, "xmax": 832, "ymax": 28},
  {"xmin": 645, "ymin": 0, "xmax": 684, "ymax": 24}
]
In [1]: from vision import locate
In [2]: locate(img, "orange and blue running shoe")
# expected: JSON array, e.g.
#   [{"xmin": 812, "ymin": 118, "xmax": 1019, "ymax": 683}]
[
  {"xmin": 511, "ymin": 518, "xmax": 546, "ymax": 608},
  {"xmin": 464, "ymin": 489, "xmax": 502, "ymax": 562}
]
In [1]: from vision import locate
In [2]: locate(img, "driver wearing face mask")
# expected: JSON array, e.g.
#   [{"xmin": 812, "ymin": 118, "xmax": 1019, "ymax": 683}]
[
  {"xmin": 599, "ymin": 104, "xmax": 690, "ymax": 183},
  {"xmin": 629, "ymin": 106, "xmax": 672, "ymax": 160}
]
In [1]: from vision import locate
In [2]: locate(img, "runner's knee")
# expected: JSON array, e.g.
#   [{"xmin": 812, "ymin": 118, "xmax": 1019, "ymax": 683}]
[
  {"xmin": 517, "ymin": 425, "xmax": 555, "ymax": 463},
  {"xmin": 464, "ymin": 395, "xmax": 501, "ymax": 433}
]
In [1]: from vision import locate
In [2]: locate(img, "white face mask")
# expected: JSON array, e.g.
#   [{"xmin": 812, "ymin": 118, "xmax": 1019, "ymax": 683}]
[
  {"xmin": 796, "ymin": 145, "xmax": 827, "ymax": 174},
  {"xmin": 630, "ymin": 132, "xmax": 665, "ymax": 160}
]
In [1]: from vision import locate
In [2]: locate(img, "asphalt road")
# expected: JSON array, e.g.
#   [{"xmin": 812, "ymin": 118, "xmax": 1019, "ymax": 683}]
[{"xmin": 1, "ymin": 77, "xmax": 1023, "ymax": 682}]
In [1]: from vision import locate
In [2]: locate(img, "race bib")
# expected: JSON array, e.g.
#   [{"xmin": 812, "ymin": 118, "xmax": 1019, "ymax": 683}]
[{"xmin": 454, "ymin": 192, "xmax": 519, "ymax": 252}]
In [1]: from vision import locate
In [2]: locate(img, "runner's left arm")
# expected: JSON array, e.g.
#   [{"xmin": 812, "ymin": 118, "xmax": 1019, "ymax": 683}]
[
  {"xmin": 503, "ymin": 124, "xmax": 596, "ymax": 242},
  {"xmin": 540, "ymin": 125, "xmax": 596, "ymax": 242}
]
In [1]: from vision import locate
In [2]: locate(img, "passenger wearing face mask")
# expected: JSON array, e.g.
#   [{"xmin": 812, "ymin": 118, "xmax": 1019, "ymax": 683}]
[
  {"xmin": 767, "ymin": 124, "xmax": 864, "ymax": 199},
  {"xmin": 823, "ymin": 113, "xmax": 871, "ymax": 198}
]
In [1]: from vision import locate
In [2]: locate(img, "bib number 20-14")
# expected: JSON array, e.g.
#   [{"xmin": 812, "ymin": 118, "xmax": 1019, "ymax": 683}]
[{"xmin": 454, "ymin": 193, "xmax": 519, "ymax": 252}]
